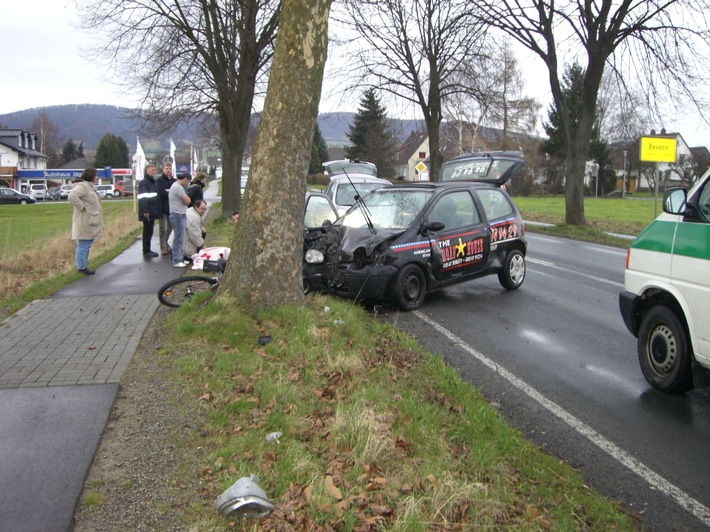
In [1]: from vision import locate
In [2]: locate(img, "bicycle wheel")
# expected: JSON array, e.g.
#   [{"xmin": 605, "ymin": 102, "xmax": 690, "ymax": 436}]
[{"xmin": 158, "ymin": 276, "xmax": 218, "ymax": 307}]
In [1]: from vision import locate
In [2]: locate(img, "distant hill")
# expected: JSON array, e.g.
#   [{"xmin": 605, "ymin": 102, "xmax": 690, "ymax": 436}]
[{"xmin": 0, "ymin": 104, "xmax": 425, "ymax": 153}]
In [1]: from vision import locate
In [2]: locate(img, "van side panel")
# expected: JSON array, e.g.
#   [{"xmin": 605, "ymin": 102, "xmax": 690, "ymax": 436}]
[
  {"xmin": 630, "ymin": 216, "xmax": 677, "ymax": 254},
  {"xmin": 670, "ymin": 221, "xmax": 710, "ymax": 364}
]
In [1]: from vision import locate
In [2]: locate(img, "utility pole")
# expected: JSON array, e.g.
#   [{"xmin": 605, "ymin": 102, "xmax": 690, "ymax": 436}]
[{"xmin": 622, "ymin": 150, "xmax": 627, "ymax": 199}]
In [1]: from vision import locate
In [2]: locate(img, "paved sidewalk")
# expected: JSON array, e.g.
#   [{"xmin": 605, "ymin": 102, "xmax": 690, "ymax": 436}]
[
  {"xmin": 0, "ymin": 295, "xmax": 158, "ymax": 389},
  {"xmin": 0, "ymin": 243, "xmax": 176, "ymax": 532},
  {"xmin": 0, "ymin": 179, "xmax": 222, "ymax": 532}
]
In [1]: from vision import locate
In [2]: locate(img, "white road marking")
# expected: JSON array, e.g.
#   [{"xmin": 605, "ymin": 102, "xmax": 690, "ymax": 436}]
[
  {"xmin": 527, "ymin": 256, "xmax": 624, "ymax": 288},
  {"xmin": 413, "ymin": 310, "xmax": 710, "ymax": 527}
]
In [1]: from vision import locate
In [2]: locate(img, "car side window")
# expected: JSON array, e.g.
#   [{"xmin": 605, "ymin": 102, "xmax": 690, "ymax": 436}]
[
  {"xmin": 429, "ymin": 191, "xmax": 479, "ymax": 230},
  {"xmin": 477, "ymin": 189, "xmax": 514, "ymax": 221}
]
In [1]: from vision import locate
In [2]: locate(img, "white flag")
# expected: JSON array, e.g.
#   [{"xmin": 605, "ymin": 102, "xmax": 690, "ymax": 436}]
[
  {"xmin": 190, "ymin": 145, "xmax": 197, "ymax": 178},
  {"xmin": 170, "ymin": 139, "xmax": 177, "ymax": 172},
  {"xmin": 132, "ymin": 138, "xmax": 145, "ymax": 182}
]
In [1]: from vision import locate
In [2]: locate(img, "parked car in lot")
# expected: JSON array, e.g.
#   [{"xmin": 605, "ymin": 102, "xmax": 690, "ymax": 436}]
[
  {"xmin": 95, "ymin": 184, "xmax": 119, "ymax": 198},
  {"xmin": 58, "ymin": 184, "xmax": 74, "ymax": 200},
  {"xmin": 619, "ymin": 167, "xmax": 710, "ymax": 393},
  {"xmin": 304, "ymin": 152, "xmax": 528, "ymax": 310},
  {"xmin": 47, "ymin": 186, "xmax": 60, "ymax": 200},
  {"xmin": 323, "ymin": 159, "xmax": 378, "ymax": 177},
  {"xmin": 325, "ymin": 174, "xmax": 392, "ymax": 215},
  {"xmin": 28, "ymin": 184, "xmax": 48, "ymax": 200},
  {"xmin": 0, "ymin": 187, "xmax": 36, "ymax": 204}
]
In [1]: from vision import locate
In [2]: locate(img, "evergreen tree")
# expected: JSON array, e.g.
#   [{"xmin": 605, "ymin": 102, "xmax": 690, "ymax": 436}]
[
  {"xmin": 344, "ymin": 89, "xmax": 399, "ymax": 178},
  {"xmin": 309, "ymin": 123, "xmax": 330, "ymax": 174},
  {"xmin": 541, "ymin": 63, "xmax": 615, "ymax": 194},
  {"xmin": 78, "ymin": 142, "xmax": 85, "ymax": 159},
  {"xmin": 60, "ymin": 139, "xmax": 78, "ymax": 165},
  {"xmin": 94, "ymin": 133, "xmax": 130, "ymax": 168}
]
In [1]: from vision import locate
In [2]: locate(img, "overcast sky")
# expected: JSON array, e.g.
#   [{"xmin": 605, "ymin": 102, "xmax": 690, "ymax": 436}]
[{"xmin": 4, "ymin": 0, "xmax": 710, "ymax": 149}]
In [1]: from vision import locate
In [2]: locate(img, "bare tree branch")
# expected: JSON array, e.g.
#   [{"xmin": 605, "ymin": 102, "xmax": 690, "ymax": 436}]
[
  {"xmin": 334, "ymin": 0, "xmax": 489, "ymax": 180},
  {"xmin": 75, "ymin": 0, "xmax": 280, "ymax": 216}
]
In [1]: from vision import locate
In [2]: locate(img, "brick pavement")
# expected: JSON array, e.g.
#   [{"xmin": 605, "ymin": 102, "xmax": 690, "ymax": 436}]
[{"xmin": 0, "ymin": 295, "xmax": 159, "ymax": 389}]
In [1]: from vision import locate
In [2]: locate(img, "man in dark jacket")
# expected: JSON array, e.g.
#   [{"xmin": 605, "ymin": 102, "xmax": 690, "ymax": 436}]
[
  {"xmin": 155, "ymin": 163, "xmax": 176, "ymax": 255},
  {"xmin": 137, "ymin": 163, "xmax": 162, "ymax": 257}
]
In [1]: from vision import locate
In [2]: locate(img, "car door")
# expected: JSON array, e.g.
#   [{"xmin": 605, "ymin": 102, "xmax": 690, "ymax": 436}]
[
  {"xmin": 304, "ymin": 193, "xmax": 338, "ymax": 230},
  {"xmin": 426, "ymin": 190, "xmax": 490, "ymax": 281},
  {"xmin": 0, "ymin": 189, "xmax": 12, "ymax": 204},
  {"xmin": 671, "ymin": 178, "xmax": 710, "ymax": 363}
]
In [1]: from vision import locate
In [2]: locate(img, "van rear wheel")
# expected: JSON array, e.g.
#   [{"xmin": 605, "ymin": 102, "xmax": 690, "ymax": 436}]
[{"xmin": 637, "ymin": 305, "xmax": 693, "ymax": 393}]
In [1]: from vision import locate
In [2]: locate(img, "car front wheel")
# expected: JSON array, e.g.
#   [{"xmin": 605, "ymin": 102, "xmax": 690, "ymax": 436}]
[
  {"xmin": 498, "ymin": 249, "xmax": 526, "ymax": 289},
  {"xmin": 638, "ymin": 305, "xmax": 693, "ymax": 393},
  {"xmin": 19, "ymin": 200, "xmax": 28, "ymax": 205},
  {"xmin": 391, "ymin": 264, "xmax": 426, "ymax": 311}
]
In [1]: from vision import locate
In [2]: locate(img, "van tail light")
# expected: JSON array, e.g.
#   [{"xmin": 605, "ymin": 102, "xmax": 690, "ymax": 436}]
[{"xmin": 625, "ymin": 249, "xmax": 631, "ymax": 269}]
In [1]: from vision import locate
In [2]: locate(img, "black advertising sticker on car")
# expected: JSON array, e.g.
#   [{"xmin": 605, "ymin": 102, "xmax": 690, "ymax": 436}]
[{"xmin": 437, "ymin": 231, "xmax": 485, "ymax": 270}]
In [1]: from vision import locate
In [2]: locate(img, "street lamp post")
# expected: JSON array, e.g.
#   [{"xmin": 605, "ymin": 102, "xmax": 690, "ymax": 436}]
[{"xmin": 622, "ymin": 150, "xmax": 627, "ymax": 199}]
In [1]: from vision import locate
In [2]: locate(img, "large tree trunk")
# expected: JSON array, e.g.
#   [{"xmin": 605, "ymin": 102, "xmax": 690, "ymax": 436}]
[
  {"xmin": 563, "ymin": 60, "xmax": 604, "ymax": 225},
  {"xmin": 218, "ymin": 0, "xmax": 332, "ymax": 310}
]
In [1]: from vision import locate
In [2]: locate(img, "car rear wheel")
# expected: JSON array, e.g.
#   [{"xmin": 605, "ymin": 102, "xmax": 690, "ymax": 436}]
[
  {"xmin": 498, "ymin": 249, "xmax": 526, "ymax": 289},
  {"xmin": 638, "ymin": 305, "xmax": 693, "ymax": 393},
  {"xmin": 391, "ymin": 264, "xmax": 426, "ymax": 311}
]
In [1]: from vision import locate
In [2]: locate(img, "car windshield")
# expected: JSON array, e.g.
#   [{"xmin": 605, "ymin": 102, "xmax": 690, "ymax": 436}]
[
  {"xmin": 440, "ymin": 158, "xmax": 520, "ymax": 182},
  {"xmin": 335, "ymin": 182, "xmax": 388, "ymax": 206},
  {"xmin": 326, "ymin": 162, "xmax": 377, "ymax": 177},
  {"xmin": 340, "ymin": 189, "xmax": 432, "ymax": 231}
]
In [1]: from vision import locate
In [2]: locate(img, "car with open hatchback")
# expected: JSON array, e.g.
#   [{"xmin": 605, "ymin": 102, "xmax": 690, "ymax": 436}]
[{"xmin": 304, "ymin": 152, "xmax": 528, "ymax": 310}]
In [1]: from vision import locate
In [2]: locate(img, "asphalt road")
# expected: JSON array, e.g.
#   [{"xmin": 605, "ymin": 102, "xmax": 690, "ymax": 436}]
[{"xmin": 391, "ymin": 232, "xmax": 710, "ymax": 531}]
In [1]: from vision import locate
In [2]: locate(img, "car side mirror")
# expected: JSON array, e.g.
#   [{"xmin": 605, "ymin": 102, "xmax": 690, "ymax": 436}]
[
  {"xmin": 420, "ymin": 221, "xmax": 445, "ymax": 236},
  {"xmin": 663, "ymin": 188, "xmax": 687, "ymax": 215}
]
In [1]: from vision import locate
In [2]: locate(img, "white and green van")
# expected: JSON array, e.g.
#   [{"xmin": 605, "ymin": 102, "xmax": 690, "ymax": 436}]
[{"xmin": 619, "ymin": 171, "xmax": 710, "ymax": 393}]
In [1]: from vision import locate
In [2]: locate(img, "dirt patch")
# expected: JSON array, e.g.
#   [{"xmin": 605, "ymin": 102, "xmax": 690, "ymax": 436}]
[{"xmin": 72, "ymin": 305, "xmax": 205, "ymax": 531}]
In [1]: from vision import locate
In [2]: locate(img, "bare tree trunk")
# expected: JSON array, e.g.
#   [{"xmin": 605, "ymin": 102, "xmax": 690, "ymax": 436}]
[{"xmin": 218, "ymin": 0, "xmax": 332, "ymax": 310}]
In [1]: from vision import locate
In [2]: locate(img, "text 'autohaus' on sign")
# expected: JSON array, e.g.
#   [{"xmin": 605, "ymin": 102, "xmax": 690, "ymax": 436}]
[{"xmin": 639, "ymin": 135, "xmax": 678, "ymax": 163}]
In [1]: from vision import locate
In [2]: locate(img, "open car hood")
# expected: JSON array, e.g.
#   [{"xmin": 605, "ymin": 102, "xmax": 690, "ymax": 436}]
[{"xmin": 439, "ymin": 151, "xmax": 526, "ymax": 186}]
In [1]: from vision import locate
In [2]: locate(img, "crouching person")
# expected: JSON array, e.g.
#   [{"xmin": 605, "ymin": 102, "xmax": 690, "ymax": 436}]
[{"xmin": 183, "ymin": 199, "xmax": 208, "ymax": 261}]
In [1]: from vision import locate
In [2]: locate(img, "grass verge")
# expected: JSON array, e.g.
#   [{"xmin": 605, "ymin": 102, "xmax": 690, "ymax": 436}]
[
  {"xmin": 158, "ymin": 294, "xmax": 637, "ymax": 529},
  {"xmin": 0, "ymin": 201, "xmax": 139, "ymax": 319},
  {"xmin": 514, "ymin": 196, "xmax": 657, "ymax": 246}
]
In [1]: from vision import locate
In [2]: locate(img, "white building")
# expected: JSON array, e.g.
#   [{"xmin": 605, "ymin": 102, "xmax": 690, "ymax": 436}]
[{"xmin": 0, "ymin": 129, "xmax": 47, "ymax": 189}]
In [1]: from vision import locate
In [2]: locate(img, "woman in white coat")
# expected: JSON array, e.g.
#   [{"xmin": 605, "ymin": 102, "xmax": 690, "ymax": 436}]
[
  {"xmin": 68, "ymin": 168, "xmax": 103, "ymax": 274},
  {"xmin": 182, "ymin": 199, "xmax": 208, "ymax": 260}
]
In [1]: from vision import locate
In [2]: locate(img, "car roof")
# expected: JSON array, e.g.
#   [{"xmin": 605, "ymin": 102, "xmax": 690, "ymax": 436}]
[
  {"xmin": 328, "ymin": 174, "xmax": 391, "ymax": 185},
  {"xmin": 367, "ymin": 181, "xmax": 512, "ymax": 197}
]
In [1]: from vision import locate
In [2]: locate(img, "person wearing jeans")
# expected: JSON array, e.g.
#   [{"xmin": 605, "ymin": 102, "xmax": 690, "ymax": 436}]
[
  {"xmin": 168, "ymin": 173, "xmax": 191, "ymax": 267},
  {"xmin": 68, "ymin": 168, "xmax": 103, "ymax": 275},
  {"xmin": 155, "ymin": 163, "xmax": 176, "ymax": 255}
]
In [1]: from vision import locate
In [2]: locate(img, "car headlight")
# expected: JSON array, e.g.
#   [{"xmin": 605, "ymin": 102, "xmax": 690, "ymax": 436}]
[{"xmin": 305, "ymin": 249, "xmax": 325, "ymax": 264}]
